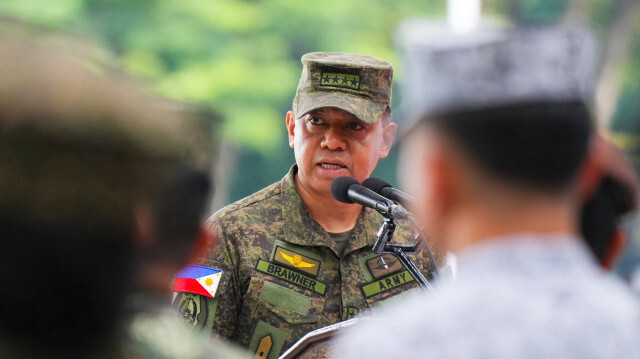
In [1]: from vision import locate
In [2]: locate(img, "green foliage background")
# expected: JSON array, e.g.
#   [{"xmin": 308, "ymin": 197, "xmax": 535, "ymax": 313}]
[
  {"xmin": 1, "ymin": 0, "xmax": 639, "ymax": 209},
  {"xmin": 2, "ymin": 0, "xmax": 640, "ymax": 275},
  {"xmin": 0, "ymin": 0, "xmax": 446, "ymax": 202}
]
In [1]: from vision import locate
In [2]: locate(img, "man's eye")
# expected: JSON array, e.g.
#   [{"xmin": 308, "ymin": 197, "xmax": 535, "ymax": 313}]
[
  {"xmin": 347, "ymin": 122, "xmax": 364, "ymax": 130},
  {"xmin": 309, "ymin": 117, "xmax": 323, "ymax": 125}
]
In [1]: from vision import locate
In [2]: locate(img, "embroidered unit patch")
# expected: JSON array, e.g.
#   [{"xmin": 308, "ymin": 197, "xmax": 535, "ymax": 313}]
[{"xmin": 173, "ymin": 292, "xmax": 213, "ymax": 330}]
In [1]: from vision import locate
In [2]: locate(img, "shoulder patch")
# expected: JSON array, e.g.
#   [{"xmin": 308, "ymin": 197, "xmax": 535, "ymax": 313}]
[
  {"xmin": 173, "ymin": 265, "xmax": 222, "ymax": 298},
  {"xmin": 173, "ymin": 292, "xmax": 217, "ymax": 331}
]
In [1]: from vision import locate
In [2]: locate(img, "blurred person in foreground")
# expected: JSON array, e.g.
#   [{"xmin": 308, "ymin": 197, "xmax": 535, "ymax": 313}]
[
  {"xmin": 336, "ymin": 26, "xmax": 640, "ymax": 358},
  {"xmin": 0, "ymin": 32, "xmax": 245, "ymax": 358},
  {"xmin": 172, "ymin": 52, "xmax": 441, "ymax": 358}
]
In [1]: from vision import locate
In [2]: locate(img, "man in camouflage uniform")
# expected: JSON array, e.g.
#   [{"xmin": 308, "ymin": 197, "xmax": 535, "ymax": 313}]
[{"xmin": 173, "ymin": 52, "xmax": 440, "ymax": 358}]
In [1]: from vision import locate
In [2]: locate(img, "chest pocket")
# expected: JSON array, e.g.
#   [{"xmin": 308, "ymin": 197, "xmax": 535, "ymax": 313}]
[{"xmin": 246, "ymin": 270, "xmax": 324, "ymax": 325}]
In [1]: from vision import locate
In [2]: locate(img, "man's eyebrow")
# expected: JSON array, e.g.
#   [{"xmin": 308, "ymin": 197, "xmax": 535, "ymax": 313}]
[
  {"xmin": 336, "ymin": 112, "xmax": 364, "ymax": 124},
  {"xmin": 303, "ymin": 109, "xmax": 368, "ymax": 125},
  {"xmin": 349, "ymin": 117, "xmax": 369, "ymax": 126},
  {"xmin": 306, "ymin": 109, "xmax": 327, "ymax": 116}
]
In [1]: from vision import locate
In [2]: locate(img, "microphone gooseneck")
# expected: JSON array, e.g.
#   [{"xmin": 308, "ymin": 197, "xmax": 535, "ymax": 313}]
[
  {"xmin": 362, "ymin": 177, "xmax": 392, "ymax": 195},
  {"xmin": 363, "ymin": 177, "xmax": 416, "ymax": 205},
  {"xmin": 334, "ymin": 177, "xmax": 438, "ymax": 288}
]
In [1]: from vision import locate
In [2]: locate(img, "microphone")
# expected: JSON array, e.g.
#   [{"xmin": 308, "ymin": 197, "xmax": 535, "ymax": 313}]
[
  {"xmin": 362, "ymin": 177, "xmax": 416, "ymax": 205},
  {"xmin": 331, "ymin": 177, "xmax": 409, "ymax": 219}
]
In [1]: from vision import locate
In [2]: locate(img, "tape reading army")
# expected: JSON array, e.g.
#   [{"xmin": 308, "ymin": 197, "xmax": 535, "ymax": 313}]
[
  {"xmin": 361, "ymin": 270, "xmax": 415, "ymax": 298},
  {"xmin": 256, "ymin": 260, "xmax": 326, "ymax": 295}
]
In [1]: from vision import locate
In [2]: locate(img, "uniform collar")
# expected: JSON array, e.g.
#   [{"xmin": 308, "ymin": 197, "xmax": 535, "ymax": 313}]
[{"xmin": 280, "ymin": 165, "xmax": 381, "ymax": 256}]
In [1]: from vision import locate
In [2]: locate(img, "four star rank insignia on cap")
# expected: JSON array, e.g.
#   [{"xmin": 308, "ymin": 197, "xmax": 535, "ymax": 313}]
[{"xmin": 320, "ymin": 72, "xmax": 361, "ymax": 90}]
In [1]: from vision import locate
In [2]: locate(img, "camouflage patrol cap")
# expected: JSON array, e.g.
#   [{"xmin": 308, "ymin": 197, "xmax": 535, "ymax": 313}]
[
  {"xmin": 293, "ymin": 52, "xmax": 393, "ymax": 125},
  {"xmin": 396, "ymin": 22, "xmax": 597, "ymax": 128}
]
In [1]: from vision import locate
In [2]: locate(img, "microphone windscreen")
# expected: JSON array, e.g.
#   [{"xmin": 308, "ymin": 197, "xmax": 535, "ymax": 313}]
[
  {"xmin": 362, "ymin": 177, "xmax": 392, "ymax": 195},
  {"xmin": 331, "ymin": 176, "xmax": 360, "ymax": 204}
]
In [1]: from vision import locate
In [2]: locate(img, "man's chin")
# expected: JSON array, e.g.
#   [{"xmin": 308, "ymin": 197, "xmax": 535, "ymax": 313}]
[
  {"xmin": 302, "ymin": 176, "xmax": 336, "ymax": 195},
  {"xmin": 297, "ymin": 167, "xmax": 359, "ymax": 196}
]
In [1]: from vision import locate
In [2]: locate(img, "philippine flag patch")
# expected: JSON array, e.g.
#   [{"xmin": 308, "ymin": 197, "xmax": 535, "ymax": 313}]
[{"xmin": 173, "ymin": 265, "xmax": 222, "ymax": 298}]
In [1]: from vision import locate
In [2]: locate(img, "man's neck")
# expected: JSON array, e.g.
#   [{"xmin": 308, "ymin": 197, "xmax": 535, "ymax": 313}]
[
  {"xmin": 295, "ymin": 175, "xmax": 362, "ymax": 233},
  {"xmin": 445, "ymin": 198, "xmax": 579, "ymax": 253}
]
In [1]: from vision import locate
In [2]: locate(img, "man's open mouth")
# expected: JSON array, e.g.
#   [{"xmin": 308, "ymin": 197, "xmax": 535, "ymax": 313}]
[{"xmin": 319, "ymin": 163, "xmax": 347, "ymax": 170}]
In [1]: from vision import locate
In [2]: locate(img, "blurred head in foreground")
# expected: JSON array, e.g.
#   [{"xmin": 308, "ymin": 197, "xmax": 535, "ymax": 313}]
[
  {"xmin": 334, "ymin": 24, "xmax": 640, "ymax": 359},
  {"xmin": 398, "ymin": 26, "xmax": 596, "ymax": 252},
  {"xmin": 0, "ymin": 33, "xmax": 214, "ymax": 357}
]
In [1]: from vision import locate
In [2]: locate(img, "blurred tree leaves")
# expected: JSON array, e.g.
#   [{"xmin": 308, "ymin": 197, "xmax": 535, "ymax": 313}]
[
  {"xmin": 0, "ymin": 0, "xmax": 83, "ymax": 27},
  {"xmin": 0, "ymin": 0, "xmax": 448, "ymax": 153},
  {"xmin": 0, "ymin": 0, "xmax": 448, "ymax": 201},
  {"xmin": 2, "ymin": 0, "xmax": 639, "ymax": 198},
  {"xmin": 506, "ymin": 0, "xmax": 567, "ymax": 25}
]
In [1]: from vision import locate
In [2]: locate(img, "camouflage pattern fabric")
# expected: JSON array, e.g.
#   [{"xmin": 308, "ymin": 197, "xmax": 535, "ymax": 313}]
[
  {"xmin": 293, "ymin": 52, "xmax": 393, "ymax": 125},
  {"xmin": 174, "ymin": 166, "xmax": 440, "ymax": 359},
  {"xmin": 123, "ymin": 293, "xmax": 249, "ymax": 359}
]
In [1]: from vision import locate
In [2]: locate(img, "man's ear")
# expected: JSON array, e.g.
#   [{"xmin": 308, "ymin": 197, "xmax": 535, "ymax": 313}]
[
  {"xmin": 413, "ymin": 136, "xmax": 457, "ymax": 233},
  {"xmin": 575, "ymin": 136, "xmax": 603, "ymax": 203},
  {"xmin": 286, "ymin": 111, "xmax": 296, "ymax": 148},
  {"xmin": 602, "ymin": 230, "xmax": 627, "ymax": 270},
  {"xmin": 428, "ymin": 145, "xmax": 456, "ymax": 217},
  {"xmin": 379, "ymin": 122, "xmax": 397, "ymax": 159}
]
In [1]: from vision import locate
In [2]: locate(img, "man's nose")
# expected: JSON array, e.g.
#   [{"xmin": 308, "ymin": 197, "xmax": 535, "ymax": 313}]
[{"xmin": 321, "ymin": 126, "xmax": 347, "ymax": 150}]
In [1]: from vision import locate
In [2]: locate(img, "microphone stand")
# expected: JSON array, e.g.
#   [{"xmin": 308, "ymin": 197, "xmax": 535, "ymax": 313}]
[{"xmin": 372, "ymin": 217, "xmax": 436, "ymax": 292}]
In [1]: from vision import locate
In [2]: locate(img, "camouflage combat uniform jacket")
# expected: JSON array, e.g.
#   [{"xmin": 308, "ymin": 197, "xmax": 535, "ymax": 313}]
[{"xmin": 174, "ymin": 166, "xmax": 439, "ymax": 359}]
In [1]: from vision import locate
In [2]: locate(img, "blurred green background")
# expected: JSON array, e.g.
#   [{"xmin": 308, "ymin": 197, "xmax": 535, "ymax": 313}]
[{"xmin": 2, "ymin": 0, "xmax": 640, "ymax": 275}]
